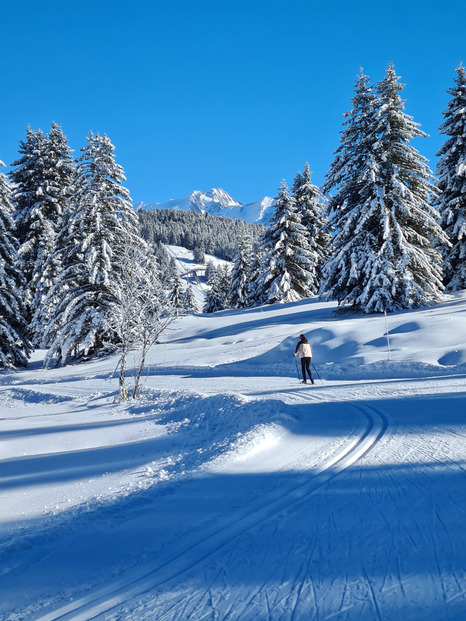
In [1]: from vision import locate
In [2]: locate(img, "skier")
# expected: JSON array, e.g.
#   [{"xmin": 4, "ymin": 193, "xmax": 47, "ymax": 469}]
[{"xmin": 294, "ymin": 334, "xmax": 314, "ymax": 384}]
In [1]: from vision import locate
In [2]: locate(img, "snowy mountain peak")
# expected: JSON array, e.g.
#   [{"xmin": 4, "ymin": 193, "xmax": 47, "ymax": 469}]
[
  {"xmin": 205, "ymin": 188, "xmax": 241, "ymax": 208},
  {"xmin": 136, "ymin": 188, "xmax": 274, "ymax": 224},
  {"xmin": 187, "ymin": 188, "xmax": 242, "ymax": 215}
]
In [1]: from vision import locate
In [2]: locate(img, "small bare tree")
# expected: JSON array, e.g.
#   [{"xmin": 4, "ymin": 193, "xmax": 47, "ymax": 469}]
[{"xmin": 111, "ymin": 244, "xmax": 175, "ymax": 401}]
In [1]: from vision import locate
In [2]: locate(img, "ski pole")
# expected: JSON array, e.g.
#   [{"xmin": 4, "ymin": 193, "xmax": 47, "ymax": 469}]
[
  {"xmin": 294, "ymin": 356, "xmax": 300, "ymax": 381},
  {"xmin": 311, "ymin": 361, "xmax": 323, "ymax": 384}
]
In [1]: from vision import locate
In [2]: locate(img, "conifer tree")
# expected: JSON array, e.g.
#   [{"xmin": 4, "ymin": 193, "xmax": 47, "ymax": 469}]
[
  {"xmin": 0, "ymin": 161, "xmax": 31, "ymax": 367},
  {"xmin": 44, "ymin": 132, "xmax": 141, "ymax": 366},
  {"xmin": 228, "ymin": 233, "xmax": 254, "ymax": 308},
  {"xmin": 193, "ymin": 244, "xmax": 205, "ymax": 264},
  {"xmin": 153, "ymin": 242, "xmax": 172, "ymax": 286},
  {"xmin": 218, "ymin": 264, "xmax": 231, "ymax": 309},
  {"xmin": 292, "ymin": 163, "xmax": 330, "ymax": 294},
  {"xmin": 204, "ymin": 266, "xmax": 225, "ymax": 313},
  {"xmin": 10, "ymin": 124, "xmax": 74, "ymax": 338},
  {"xmin": 168, "ymin": 270, "xmax": 185, "ymax": 315},
  {"xmin": 322, "ymin": 64, "xmax": 447, "ymax": 312},
  {"xmin": 28, "ymin": 123, "xmax": 75, "ymax": 345},
  {"xmin": 244, "ymin": 245, "xmax": 265, "ymax": 307},
  {"xmin": 9, "ymin": 127, "xmax": 47, "ymax": 316},
  {"xmin": 182, "ymin": 284, "xmax": 198, "ymax": 314},
  {"xmin": 436, "ymin": 64, "xmax": 466, "ymax": 291},
  {"xmin": 255, "ymin": 181, "xmax": 315, "ymax": 304}
]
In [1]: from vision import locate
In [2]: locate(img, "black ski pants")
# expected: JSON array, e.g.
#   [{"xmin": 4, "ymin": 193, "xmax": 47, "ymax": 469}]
[{"xmin": 300, "ymin": 357, "xmax": 313, "ymax": 382}]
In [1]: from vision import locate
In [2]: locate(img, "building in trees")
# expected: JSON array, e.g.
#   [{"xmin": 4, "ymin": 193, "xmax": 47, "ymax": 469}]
[{"xmin": 436, "ymin": 64, "xmax": 466, "ymax": 291}]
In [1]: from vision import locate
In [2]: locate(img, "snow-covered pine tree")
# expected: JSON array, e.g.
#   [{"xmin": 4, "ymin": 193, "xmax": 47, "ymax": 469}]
[
  {"xmin": 228, "ymin": 233, "xmax": 254, "ymax": 308},
  {"xmin": 168, "ymin": 270, "xmax": 185, "ymax": 315},
  {"xmin": 193, "ymin": 244, "xmax": 205, "ymax": 264},
  {"xmin": 0, "ymin": 161, "xmax": 31, "ymax": 367},
  {"xmin": 204, "ymin": 266, "xmax": 225, "ymax": 313},
  {"xmin": 182, "ymin": 284, "xmax": 198, "ymax": 314},
  {"xmin": 291, "ymin": 163, "xmax": 330, "ymax": 295},
  {"xmin": 28, "ymin": 123, "xmax": 75, "ymax": 345},
  {"xmin": 321, "ymin": 70, "xmax": 380, "ymax": 307},
  {"xmin": 244, "ymin": 244, "xmax": 265, "ymax": 307},
  {"xmin": 254, "ymin": 181, "xmax": 315, "ymax": 304},
  {"xmin": 204, "ymin": 260, "xmax": 215, "ymax": 283},
  {"xmin": 44, "ymin": 132, "xmax": 141, "ymax": 366},
  {"xmin": 322, "ymin": 64, "xmax": 447, "ymax": 313},
  {"xmin": 436, "ymin": 64, "xmax": 466, "ymax": 291},
  {"xmin": 218, "ymin": 264, "xmax": 231, "ymax": 309},
  {"xmin": 152, "ymin": 241, "xmax": 172, "ymax": 286},
  {"xmin": 9, "ymin": 127, "xmax": 47, "ymax": 318}
]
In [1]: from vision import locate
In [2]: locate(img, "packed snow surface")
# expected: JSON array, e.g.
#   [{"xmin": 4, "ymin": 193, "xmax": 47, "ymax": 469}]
[{"xmin": 1, "ymin": 293, "xmax": 466, "ymax": 620}]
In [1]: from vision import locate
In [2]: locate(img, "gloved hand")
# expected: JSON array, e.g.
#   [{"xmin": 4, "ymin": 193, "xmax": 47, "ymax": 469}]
[{"xmin": 293, "ymin": 353, "xmax": 297, "ymax": 358}]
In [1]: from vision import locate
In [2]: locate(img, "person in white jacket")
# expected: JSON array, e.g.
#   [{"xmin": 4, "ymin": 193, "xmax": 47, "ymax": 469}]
[{"xmin": 294, "ymin": 334, "xmax": 315, "ymax": 384}]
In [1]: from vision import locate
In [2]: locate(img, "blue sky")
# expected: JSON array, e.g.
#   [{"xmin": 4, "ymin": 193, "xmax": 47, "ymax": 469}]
[{"xmin": 1, "ymin": 0, "xmax": 464, "ymax": 205}]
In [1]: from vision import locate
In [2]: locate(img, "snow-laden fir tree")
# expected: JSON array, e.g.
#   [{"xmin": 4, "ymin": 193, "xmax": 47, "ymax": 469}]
[
  {"xmin": 193, "ymin": 244, "xmax": 205, "ymax": 264},
  {"xmin": 322, "ymin": 64, "xmax": 447, "ymax": 313},
  {"xmin": 168, "ymin": 269, "xmax": 185, "ymax": 315},
  {"xmin": 436, "ymin": 64, "xmax": 466, "ymax": 291},
  {"xmin": 218, "ymin": 264, "xmax": 231, "ymax": 308},
  {"xmin": 204, "ymin": 266, "xmax": 226, "ymax": 313},
  {"xmin": 9, "ymin": 128, "xmax": 46, "ymax": 316},
  {"xmin": 292, "ymin": 163, "xmax": 330, "ymax": 294},
  {"xmin": 0, "ymin": 161, "xmax": 31, "ymax": 367},
  {"xmin": 254, "ymin": 181, "xmax": 316, "ymax": 304},
  {"xmin": 10, "ymin": 124, "xmax": 75, "ymax": 336},
  {"xmin": 244, "ymin": 245, "xmax": 265, "ymax": 307},
  {"xmin": 204, "ymin": 260, "xmax": 215, "ymax": 283},
  {"xmin": 44, "ymin": 132, "xmax": 142, "ymax": 366},
  {"xmin": 321, "ymin": 70, "xmax": 380, "ymax": 307},
  {"xmin": 228, "ymin": 233, "xmax": 254, "ymax": 308},
  {"xmin": 28, "ymin": 123, "xmax": 75, "ymax": 345},
  {"xmin": 152, "ymin": 241, "xmax": 172, "ymax": 286},
  {"xmin": 182, "ymin": 283, "xmax": 198, "ymax": 314}
]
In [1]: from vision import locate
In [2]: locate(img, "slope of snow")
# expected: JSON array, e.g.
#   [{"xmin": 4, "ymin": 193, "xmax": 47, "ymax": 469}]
[
  {"xmin": 1, "ymin": 293, "xmax": 466, "ymax": 620},
  {"xmin": 136, "ymin": 189, "xmax": 275, "ymax": 223}
]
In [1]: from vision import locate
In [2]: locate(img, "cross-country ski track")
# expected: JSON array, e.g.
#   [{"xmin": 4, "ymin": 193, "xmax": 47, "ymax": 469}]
[
  {"xmin": 1, "ymin": 292, "xmax": 466, "ymax": 620},
  {"xmin": 32, "ymin": 396, "xmax": 386, "ymax": 621}
]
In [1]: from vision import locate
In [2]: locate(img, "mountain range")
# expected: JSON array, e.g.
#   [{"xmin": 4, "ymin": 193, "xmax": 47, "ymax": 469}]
[{"xmin": 135, "ymin": 188, "xmax": 275, "ymax": 224}]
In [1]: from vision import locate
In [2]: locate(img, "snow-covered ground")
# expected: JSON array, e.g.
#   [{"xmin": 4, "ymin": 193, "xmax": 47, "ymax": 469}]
[{"xmin": 1, "ymin": 293, "xmax": 466, "ymax": 620}]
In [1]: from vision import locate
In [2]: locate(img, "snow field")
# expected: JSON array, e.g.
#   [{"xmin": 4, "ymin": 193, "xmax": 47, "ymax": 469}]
[{"xmin": 1, "ymin": 292, "xmax": 466, "ymax": 620}]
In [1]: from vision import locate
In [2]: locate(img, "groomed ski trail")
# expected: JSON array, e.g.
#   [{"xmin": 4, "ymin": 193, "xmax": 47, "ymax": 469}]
[{"xmin": 33, "ymin": 396, "xmax": 387, "ymax": 621}]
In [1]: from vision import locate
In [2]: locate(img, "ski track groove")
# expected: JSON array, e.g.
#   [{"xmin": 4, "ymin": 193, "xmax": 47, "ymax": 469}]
[
  {"xmin": 33, "ymin": 395, "xmax": 388, "ymax": 621},
  {"xmin": 361, "ymin": 565, "xmax": 383, "ymax": 621}
]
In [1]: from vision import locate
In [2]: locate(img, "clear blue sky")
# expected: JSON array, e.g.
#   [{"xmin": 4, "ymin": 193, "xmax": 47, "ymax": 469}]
[{"xmin": 1, "ymin": 0, "xmax": 464, "ymax": 205}]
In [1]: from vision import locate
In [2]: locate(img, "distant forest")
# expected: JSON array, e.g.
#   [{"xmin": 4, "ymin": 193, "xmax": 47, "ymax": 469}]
[{"xmin": 138, "ymin": 208, "xmax": 264, "ymax": 261}]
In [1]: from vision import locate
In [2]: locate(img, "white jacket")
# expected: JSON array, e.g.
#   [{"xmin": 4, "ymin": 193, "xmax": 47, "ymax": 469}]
[{"xmin": 297, "ymin": 342, "xmax": 312, "ymax": 358}]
